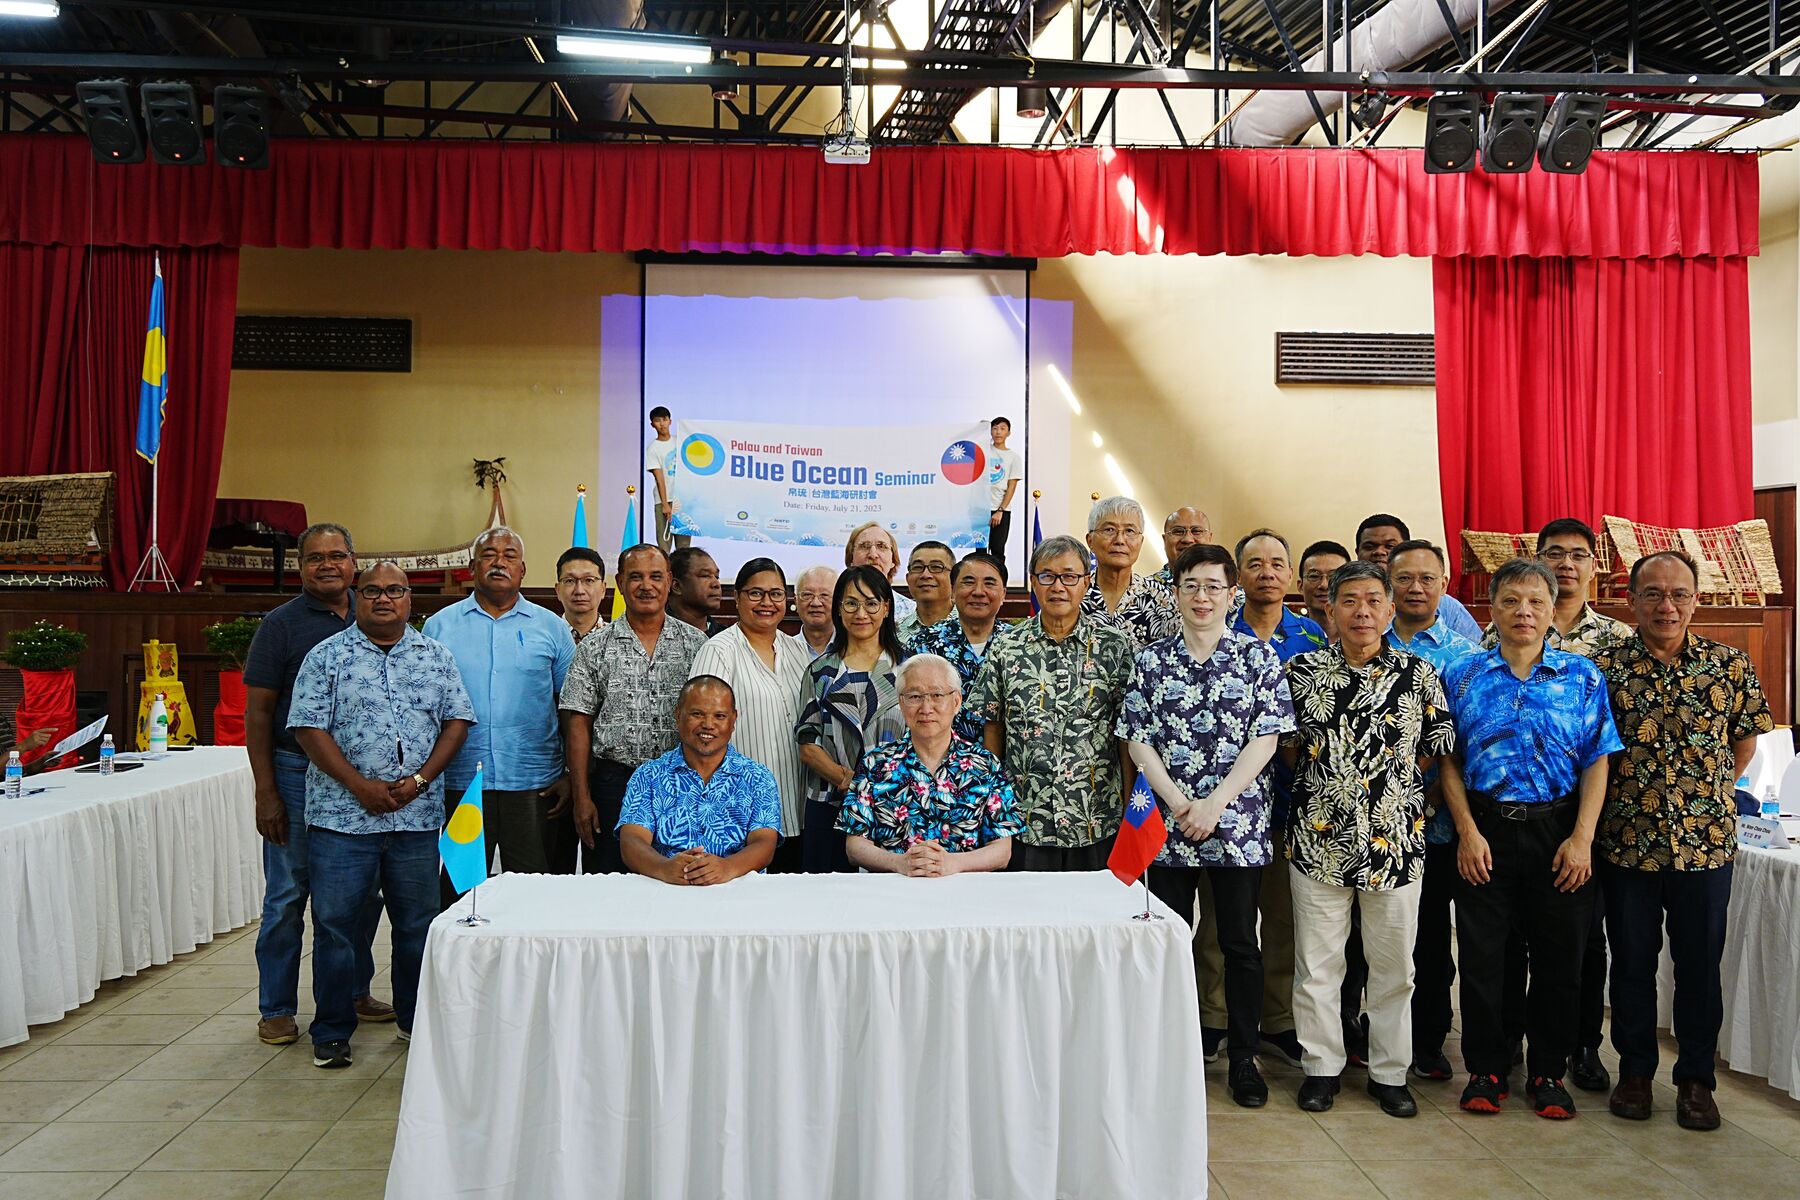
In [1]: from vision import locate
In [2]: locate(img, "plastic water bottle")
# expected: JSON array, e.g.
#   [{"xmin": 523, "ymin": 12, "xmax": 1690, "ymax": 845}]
[
  {"xmin": 1762, "ymin": 787, "xmax": 1781, "ymax": 821},
  {"xmin": 4, "ymin": 751, "xmax": 20, "ymax": 799},
  {"xmin": 99, "ymin": 735, "xmax": 115, "ymax": 777},
  {"xmin": 148, "ymin": 694, "xmax": 169, "ymax": 758}
]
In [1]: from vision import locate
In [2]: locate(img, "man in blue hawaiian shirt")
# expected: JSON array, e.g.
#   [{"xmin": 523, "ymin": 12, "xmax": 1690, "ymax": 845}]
[
  {"xmin": 840, "ymin": 653, "xmax": 1022, "ymax": 876},
  {"xmin": 907, "ymin": 551, "xmax": 1009, "ymax": 743},
  {"xmin": 1354, "ymin": 513, "xmax": 1483, "ymax": 641},
  {"xmin": 618, "ymin": 675, "xmax": 780, "ymax": 883},
  {"xmin": 288, "ymin": 562, "xmax": 475, "ymax": 1069},
  {"xmin": 1440, "ymin": 559, "xmax": 1623, "ymax": 1121}
]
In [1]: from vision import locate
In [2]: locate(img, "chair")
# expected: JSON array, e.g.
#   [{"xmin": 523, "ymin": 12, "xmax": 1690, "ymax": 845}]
[{"xmin": 1779, "ymin": 757, "xmax": 1800, "ymax": 818}]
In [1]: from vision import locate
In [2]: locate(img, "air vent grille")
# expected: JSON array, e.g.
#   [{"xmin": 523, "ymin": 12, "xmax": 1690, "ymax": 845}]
[
  {"xmin": 1276, "ymin": 331, "xmax": 1435, "ymax": 386},
  {"xmin": 233, "ymin": 316, "xmax": 412, "ymax": 372}
]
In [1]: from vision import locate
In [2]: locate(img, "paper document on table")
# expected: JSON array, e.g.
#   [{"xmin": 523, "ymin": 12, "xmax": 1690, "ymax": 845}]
[{"xmin": 51, "ymin": 715, "xmax": 108, "ymax": 758}]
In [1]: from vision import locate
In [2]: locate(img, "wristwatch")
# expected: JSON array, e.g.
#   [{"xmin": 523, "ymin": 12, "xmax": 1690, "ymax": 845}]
[{"xmin": 412, "ymin": 773, "xmax": 429, "ymax": 791}]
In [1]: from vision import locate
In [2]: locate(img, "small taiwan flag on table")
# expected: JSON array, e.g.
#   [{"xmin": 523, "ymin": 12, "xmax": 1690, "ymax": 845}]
[{"xmin": 1108, "ymin": 776, "xmax": 1167, "ymax": 887}]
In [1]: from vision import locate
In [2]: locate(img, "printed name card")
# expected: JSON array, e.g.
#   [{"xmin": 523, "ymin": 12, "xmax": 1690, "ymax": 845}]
[{"xmin": 1737, "ymin": 815, "xmax": 1788, "ymax": 850}]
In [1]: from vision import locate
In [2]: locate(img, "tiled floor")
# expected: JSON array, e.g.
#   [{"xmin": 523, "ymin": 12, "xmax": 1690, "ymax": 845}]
[{"xmin": 2, "ymin": 921, "xmax": 1798, "ymax": 1199}]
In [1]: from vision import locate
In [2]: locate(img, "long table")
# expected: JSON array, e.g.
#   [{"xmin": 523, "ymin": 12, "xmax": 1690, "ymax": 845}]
[
  {"xmin": 387, "ymin": 872, "xmax": 1208, "ymax": 1200},
  {"xmin": 0, "ymin": 746, "xmax": 262, "ymax": 1047},
  {"xmin": 1719, "ymin": 838, "xmax": 1800, "ymax": 1099}
]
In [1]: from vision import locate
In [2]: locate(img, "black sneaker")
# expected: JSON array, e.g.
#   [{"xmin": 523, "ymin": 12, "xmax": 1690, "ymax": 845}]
[
  {"xmin": 1229, "ymin": 1059, "xmax": 1269, "ymax": 1108},
  {"xmin": 1410, "ymin": 1050, "xmax": 1454, "ymax": 1081},
  {"xmin": 1201, "ymin": 1026, "xmax": 1227, "ymax": 1064},
  {"xmin": 1344, "ymin": 1014, "xmax": 1370, "ymax": 1068},
  {"xmin": 1459, "ymin": 1073, "xmax": 1508, "ymax": 1114},
  {"xmin": 1296, "ymin": 1074, "xmax": 1341, "ymax": 1112},
  {"xmin": 1367, "ymin": 1080, "xmax": 1419, "ymax": 1118},
  {"xmin": 1569, "ymin": 1046, "xmax": 1610, "ymax": 1092},
  {"xmin": 312, "ymin": 1040, "xmax": 353, "ymax": 1069},
  {"xmin": 1258, "ymin": 1029, "xmax": 1305, "ymax": 1069},
  {"xmin": 1528, "ymin": 1075, "xmax": 1577, "ymax": 1120}
]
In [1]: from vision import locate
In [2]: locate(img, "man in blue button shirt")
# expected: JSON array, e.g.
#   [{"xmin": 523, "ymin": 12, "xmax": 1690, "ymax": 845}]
[
  {"xmin": 1354, "ymin": 513, "xmax": 1483, "ymax": 642},
  {"xmin": 1440, "ymin": 559, "xmax": 1622, "ymax": 1121},
  {"xmin": 289, "ymin": 562, "xmax": 475, "ymax": 1068},
  {"xmin": 619, "ymin": 675, "xmax": 780, "ymax": 884},
  {"xmin": 423, "ymin": 527, "xmax": 576, "ymax": 879}
]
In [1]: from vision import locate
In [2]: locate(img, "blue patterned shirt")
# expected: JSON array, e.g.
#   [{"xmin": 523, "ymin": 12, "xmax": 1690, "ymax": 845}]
[
  {"xmin": 906, "ymin": 616, "xmax": 1000, "ymax": 742},
  {"xmin": 1441, "ymin": 647, "xmax": 1623, "ymax": 806},
  {"xmin": 617, "ymin": 745, "xmax": 783, "ymax": 858},
  {"xmin": 1386, "ymin": 619, "xmax": 1479, "ymax": 844},
  {"xmin": 287, "ymin": 625, "xmax": 477, "ymax": 835},
  {"xmin": 1437, "ymin": 594, "xmax": 1484, "ymax": 642},
  {"xmin": 838, "ymin": 734, "xmax": 1024, "ymax": 852}
]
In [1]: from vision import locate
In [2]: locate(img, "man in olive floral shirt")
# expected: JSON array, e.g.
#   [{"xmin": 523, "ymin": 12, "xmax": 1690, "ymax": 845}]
[
  {"xmin": 1592, "ymin": 550, "xmax": 1774, "ymax": 1132},
  {"xmin": 968, "ymin": 535, "xmax": 1136, "ymax": 871}
]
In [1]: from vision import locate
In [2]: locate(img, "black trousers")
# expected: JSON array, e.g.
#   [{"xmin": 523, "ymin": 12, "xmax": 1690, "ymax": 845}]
[
  {"xmin": 1602, "ymin": 859, "xmax": 1733, "ymax": 1089},
  {"xmin": 1007, "ymin": 835, "xmax": 1116, "ymax": 873},
  {"xmin": 802, "ymin": 798, "xmax": 852, "ymax": 873},
  {"xmin": 989, "ymin": 509, "xmax": 1012, "ymax": 557},
  {"xmin": 1151, "ymin": 864, "xmax": 1264, "ymax": 1065},
  {"xmin": 580, "ymin": 759, "xmax": 634, "ymax": 875},
  {"xmin": 1454, "ymin": 799, "xmax": 1596, "ymax": 1080},
  {"xmin": 1412, "ymin": 840, "xmax": 1457, "ymax": 1056}
]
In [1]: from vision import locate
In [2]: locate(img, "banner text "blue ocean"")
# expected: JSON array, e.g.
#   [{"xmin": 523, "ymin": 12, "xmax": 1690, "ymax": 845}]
[{"xmin": 731, "ymin": 454, "xmax": 870, "ymax": 486}]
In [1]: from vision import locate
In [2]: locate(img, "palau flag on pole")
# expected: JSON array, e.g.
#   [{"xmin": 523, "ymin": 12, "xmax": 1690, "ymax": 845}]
[
  {"xmin": 134, "ymin": 255, "xmax": 167, "ymax": 464},
  {"xmin": 439, "ymin": 763, "xmax": 489, "ymax": 896},
  {"xmin": 609, "ymin": 491, "xmax": 638, "ymax": 620},
  {"xmin": 1029, "ymin": 505, "xmax": 1044, "ymax": 615},
  {"xmin": 571, "ymin": 485, "xmax": 591, "ymax": 549}
]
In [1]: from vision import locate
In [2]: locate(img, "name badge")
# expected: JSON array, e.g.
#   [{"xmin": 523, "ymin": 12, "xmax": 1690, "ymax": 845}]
[{"xmin": 1737, "ymin": 815, "xmax": 1788, "ymax": 850}]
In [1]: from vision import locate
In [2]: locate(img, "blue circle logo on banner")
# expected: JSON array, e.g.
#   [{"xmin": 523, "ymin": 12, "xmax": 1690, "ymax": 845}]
[{"xmin": 681, "ymin": 433, "xmax": 726, "ymax": 476}]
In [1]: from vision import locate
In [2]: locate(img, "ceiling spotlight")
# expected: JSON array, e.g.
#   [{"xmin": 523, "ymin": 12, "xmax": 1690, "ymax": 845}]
[
  {"xmin": 1481, "ymin": 93, "xmax": 1547, "ymax": 173},
  {"xmin": 1422, "ymin": 93, "xmax": 1478, "ymax": 174},
  {"xmin": 76, "ymin": 79, "xmax": 143, "ymax": 164},
  {"xmin": 1537, "ymin": 93, "xmax": 1606, "ymax": 174},
  {"xmin": 1016, "ymin": 85, "xmax": 1049, "ymax": 119},
  {"xmin": 1350, "ymin": 91, "xmax": 1388, "ymax": 130},
  {"xmin": 214, "ymin": 85, "xmax": 270, "ymax": 169},
  {"xmin": 0, "ymin": 1, "xmax": 59, "ymax": 17},
  {"xmin": 712, "ymin": 51, "xmax": 739, "ymax": 101},
  {"xmin": 555, "ymin": 32, "xmax": 713, "ymax": 64},
  {"xmin": 140, "ymin": 81, "xmax": 205, "ymax": 165}
]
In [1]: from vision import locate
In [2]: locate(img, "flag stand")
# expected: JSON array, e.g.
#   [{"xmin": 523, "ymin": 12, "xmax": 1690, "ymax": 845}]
[
  {"xmin": 1132, "ymin": 877, "xmax": 1163, "ymax": 922},
  {"xmin": 455, "ymin": 883, "xmax": 490, "ymax": 928},
  {"xmin": 129, "ymin": 459, "xmax": 178, "ymax": 591}
]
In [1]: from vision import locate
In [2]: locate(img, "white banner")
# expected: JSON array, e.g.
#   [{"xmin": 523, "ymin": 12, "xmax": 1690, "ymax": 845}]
[{"xmin": 658, "ymin": 418, "xmax": 998, "ymax": 554}]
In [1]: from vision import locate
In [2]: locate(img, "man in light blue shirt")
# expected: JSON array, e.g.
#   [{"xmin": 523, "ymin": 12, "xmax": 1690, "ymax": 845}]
[
  {"xmin": 1355, "ymin": 513, "xmax": 1483, "ymax": 642},
  {"xmin": 424, "ymin": 526, "xmax": 576, "ymax": 876}
]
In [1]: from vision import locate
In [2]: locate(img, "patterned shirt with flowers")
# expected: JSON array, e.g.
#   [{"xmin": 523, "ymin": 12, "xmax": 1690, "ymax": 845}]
[
  {"xmin": 907, "ymin": 617, "xmax": 1002, "ymax": 742},
  {"xmin": 837, "ymin": 733, "xmax": 1023, "ymax": 852},
  {"xmin": 1480, "ymin": 603, "xmax": 1631, "ymax": 658},
  {"xmin": 1084, "ymin": 572, "xmax": 1180, "ymax": 649}
]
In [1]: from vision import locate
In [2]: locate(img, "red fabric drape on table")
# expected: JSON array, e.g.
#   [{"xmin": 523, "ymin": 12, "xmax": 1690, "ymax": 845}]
[
  {"xmin": 0, "ymin": 136, "xmax": 1759, "ymax": 258},
  {"xmin": 14, "ymin": 669, "xmax": 75, "ymax": 769},
  {"xmin": 0, "ymin": 243, "xmax": 239, "ymax": 590},
  {"xmin": 1433, "ymin": 255, "xmax": 1755, "ymax": 589}
]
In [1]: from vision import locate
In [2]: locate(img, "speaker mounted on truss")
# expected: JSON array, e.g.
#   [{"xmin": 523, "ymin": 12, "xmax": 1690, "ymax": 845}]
[
  {"xmin": 1537, "ymin": 93, "xmax": 1606, "ymax": 174},
  {"xmin": 1482, "ymin": 93, "xmax": 1547, "ymax": 173},
  {"xmin": 140, "ymin": 81, "xmax": 206, "ymax": 165},
  {"xmin": 1423, "ymin": 93, "xmax": 1478, "ymax": 174},
  {"xmin": 213, "ymin": 85, "xmax": 271, "ymax": 169},
  {"xmin": 76, "ymin": 80, "xmax": 143, "ymax": 164}
]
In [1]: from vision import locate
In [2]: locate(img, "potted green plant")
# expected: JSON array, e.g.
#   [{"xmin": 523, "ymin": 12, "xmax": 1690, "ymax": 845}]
[
  {"xmin": 2, "ymin": 620, "xmax": 87, "ymax": 767},
  {"xmin": 202, "ymin": 616, "xmax": 262, "ymax": 746}
]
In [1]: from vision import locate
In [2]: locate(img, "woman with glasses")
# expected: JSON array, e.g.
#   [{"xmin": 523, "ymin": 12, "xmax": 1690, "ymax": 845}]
[
  {"xmin": 794, "ymin": 565, "xmax": 909, "ymax": 873},
  {"xmin": 844, "ymin": 520, "xmax": 917, "ymax": 626},
  {"xmin": 688, "ymin": 558, "xmax": 811, "ymax": 871}
]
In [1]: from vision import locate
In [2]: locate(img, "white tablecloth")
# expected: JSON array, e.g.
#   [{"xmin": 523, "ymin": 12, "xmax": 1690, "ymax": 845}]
[
  {"xmin": 389, "ymin": 872, "xmax": 1207, "ymax": 1200},
  {"xmin": 1719, "ymin": 843, "xmax": 1800, "ymax": 1099},
  {"xmin": 0, "ymin": 747, "xmax": 262, "ymax": 1047}
]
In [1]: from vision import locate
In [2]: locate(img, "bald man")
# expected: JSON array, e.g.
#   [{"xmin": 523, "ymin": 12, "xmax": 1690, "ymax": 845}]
[{"xmin": 1154, "ymin": 507, "xmax": 1214, "ymax": 588}]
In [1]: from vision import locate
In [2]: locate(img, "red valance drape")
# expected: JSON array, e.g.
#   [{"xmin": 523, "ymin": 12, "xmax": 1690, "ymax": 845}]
[
  {"xmin": 0, "ymin": 243, "xmax": 239, "ymax": 590},
  {"xmin": 1432, "ymin": 255, "xmax": 1755, "ymax": 590},
  {"xmin": 0, "ymin": 136, "xmax": 1759, "ymax": 259}
]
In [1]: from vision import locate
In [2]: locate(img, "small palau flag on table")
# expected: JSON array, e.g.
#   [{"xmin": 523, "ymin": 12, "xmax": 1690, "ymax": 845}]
[{"xmin": 439, "ymin": 764, "xmax": 489, "ymax": 896}]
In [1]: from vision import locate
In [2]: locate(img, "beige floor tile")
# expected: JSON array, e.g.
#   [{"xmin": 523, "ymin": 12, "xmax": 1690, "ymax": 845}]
[
  {"xmin": 379, "ymin": 1052, "xmax": 411, "ymax": 1081},
  {"xmin": 60, "ymin": 1077, "xmax": 236, "ymax": 1122},
  {"xmin": 1449, "ymin": 1109, "xmax": 1645, "ymax": 1159},
  {"xmin": 1207, "ymin": 1112, "xmax": 1348, "ymax": 1162},
  {"xmin": 1720, "ymin": 1108, "xmax": 1800, "ymax": 1156},
  {"xmin": 108, "ymin": 988, "xmax": 250, "ymax": 1018},
  {"xmin": 191, "ymin": 941, "xmax": 261, "ymax": 966},
  {"xmin": 0, "ymin": 1121, "xmax": 186, "ymax": 1171},
  {"xmin": 293, "ymin": 1119, "xmax": 398, "ymax": 1171},
  {"xmin": 1603, "ymin": 1114, "xmax": 1794, "ymax": 1164},
  {"xmin": 140, "ymin": 1120, "xmax": 331, "ymax": 1172},
  {"xmin": 1362, "ymin": 1160, "xmax": 1542, "ymax": 1200},
  {"xmin": 1654, "ymin": 1154, "xmax": 1800, "ymax": 1199},
  {"xmin": 1211, "ymin": 1160, "xmax": 1383, "ymax": 1200},
  {"xmin": 104, "ymin": 1169, "xmax": 285, "ymax": 1198},
  {"xmin": 163, "ymin": 966, "xmax": 260, "ymax": 990},
  {"xmin": 0, "ymin": 1172, "xmax": 127, "ymax": 1199},
  {"xmin": 51, "ymin": 1016, "xmax": 204, "ymax": 1047},
  {"xmin": 340, "ymin": 1079, "xmax": 403, "ymax": 1121},
  {"xmin": 265, "ymin": 1169, "xmax": 388, "ymax": 1199},
  {"xmin": 1319, "ymin": 1112, "xmax": 1494, "ymax": 1161},
  {"xmin": 253, "ymin": 1042, "xmax": 401, "ymax": 1082},
  {"xmin": 0, "ymin": 1122, "xmax": 42, "ymax": 1154},
  {"xmin": 26, "ymin": 1011, "xmax": 101, "ymax": 1041},
  {"xmin": 0, "ymin": 1041, "xmax": 40, "ymax": 1068},
  {"xmin": 203, "ymin": 1080, "xmax": 372, "ymax": 1124},
  {"xmin": 123, "ymin": 1046, "xmax": 281, "ymax": 1082},
  {"xmin": 0, "ymin": 1081, "xmax": 106, "ymax": 1122},
  {"xmin": 1509, "ymin": 1155, "xmax": 1701, "ymax": 1200},
  {"xmin": 0, "ymin": 1045, "xmax": 159, "ymax": 1083},
  {"xmin": 216, "ymin": 992, "xmax": 268, "ymax": 1018},
  {"xmin": 172, "ymin": 1016, "xmax": 280, "ymax": 1047}
]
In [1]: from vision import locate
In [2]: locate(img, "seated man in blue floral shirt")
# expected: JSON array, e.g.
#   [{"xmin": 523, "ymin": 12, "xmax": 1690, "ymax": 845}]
[
  {"xmin": 618, "ymin": 675, "xmax": 780, "ymax": 885},
  {"xmin": 839, "ymin": 653, "xmax": 1023, "ymax": 877}
]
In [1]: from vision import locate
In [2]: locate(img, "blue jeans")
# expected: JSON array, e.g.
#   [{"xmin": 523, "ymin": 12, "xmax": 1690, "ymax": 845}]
[
  {"xmin": 255, "ymin": 750, "xmax": 382, "ymax": 1019},
  {"xmin": 306, "ymin": 826, "xmax": 439, "ymax": 1046}
]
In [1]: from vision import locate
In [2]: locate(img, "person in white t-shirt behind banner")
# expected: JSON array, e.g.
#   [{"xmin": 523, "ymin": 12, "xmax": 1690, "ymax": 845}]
[
  {"xmin": 985, "ymin": 416, "xmax": 1023, "ymax": 563},
  {"xmin": 645, "ymin": 406, "xmax": 689, "ymax": 554}
]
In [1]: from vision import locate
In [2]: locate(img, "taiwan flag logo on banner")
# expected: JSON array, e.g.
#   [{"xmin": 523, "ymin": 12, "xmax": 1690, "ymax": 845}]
[
  {"xmin": 1108, "ymin": 776, "xmax": 1167, "ymax": 887},
  {"xmin": 940, "ymin": 440, "xmax": 985, "ymax": 485}
]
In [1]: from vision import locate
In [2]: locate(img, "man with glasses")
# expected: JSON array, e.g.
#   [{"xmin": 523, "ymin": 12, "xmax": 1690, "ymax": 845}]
[
  {"xmin": 554, "ymin": 547, "xmax": 607, "ymax": 644},
  {"xmin": 1354, "ymin": 514, "xmax": 1482, "ymax": 641},
  {"xmin": 795, "ymin": 566, "xmax": 839, "ymax": 659},
  {"xmin": 909, "ymin": 551, "xmax": 1009, "ymax": 743},
  {"xmin": 243, "ymin": 522, "xmax": 394, "ymax": 1046},
  {"xmin": 1297, "ymin": 540, "xmax": 1351, "ymax": 642},
  {"xmin": 289, "ymin": 562, "xmax": 475, "ymax": 1067},
  {"xmin": 1592, "ymin": 551, "xmax": 1773, "ymax": 1131},
  {"xmin": 844, "ymin": 521, "xmax": 917, "ymax": 626},
  {"xmin": 1084, "ymin": 495, "xmax": 1178, "ymax": 648},
  {"xmin": 969, "ymin": 534, "xmax": 1136, "ymax": 872},
  {"xmin": 424, "ymin": 527, "xmax": 577, "ymax": 879},
  {"xmin": 840, "ymin": 653, "xmax": 1022, "ymax": 875},
  {"xmin": 1150, "ymin": 506, "xmax": 1214, "ymax": 589},
  {"xmin": 897, "ymin": 541, "xmax": 955, "ymax": 645}
]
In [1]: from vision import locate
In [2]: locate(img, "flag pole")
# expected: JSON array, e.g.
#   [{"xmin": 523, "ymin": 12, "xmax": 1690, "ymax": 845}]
[
  {"xmin": 1134, "ymin": 876, "xmax": 1162, "ymax": 922},
  {"xmin": 453, "ymin": 758, "xmax": 491, "ymax": 927},
  {"xmin": 129, "ymin": 252, "xmax": 177, "ymax": 591}
]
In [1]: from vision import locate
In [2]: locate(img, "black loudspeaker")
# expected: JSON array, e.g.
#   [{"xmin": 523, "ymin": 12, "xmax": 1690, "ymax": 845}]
[
  {"xmin": 1423, "ymin": 94, "xmax": 1478, "ymax": 174},
  {"xmin": 140, "ymin": 81, "xmax": 206, "ymax": 165},
  {"xmin": 213, "ymin": 85, "xmax": 271, "ymax": 169},
  {"xmin": 76, "ymin": 80, "xmax": 144, "ymax": 164},
  {"xmin": 1482, "ymin": 93, "xmax": 1547, "ymax": 173},
  {"xmin": 1537, "ymin": 93, "xmax": 1607, "ymax": 174}
]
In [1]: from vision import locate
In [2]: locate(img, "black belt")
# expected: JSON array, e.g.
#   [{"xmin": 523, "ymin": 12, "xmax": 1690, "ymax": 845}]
[{"xmin": 1469, "ymin": 790, "xmax": 1578, "ymax": 823}]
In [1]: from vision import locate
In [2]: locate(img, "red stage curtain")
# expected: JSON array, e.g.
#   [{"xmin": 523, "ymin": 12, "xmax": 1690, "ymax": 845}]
[
  {"xmin": 1433, "ymin": 255, "xmax": 1754, "ymax": 588},
  {"xmin": 0, "ymin": 136, "xmax": 1759, "ymax": 259},
  {"xmin": 0, "ymin": 243, "xmax": 239, "ymax": 590}
]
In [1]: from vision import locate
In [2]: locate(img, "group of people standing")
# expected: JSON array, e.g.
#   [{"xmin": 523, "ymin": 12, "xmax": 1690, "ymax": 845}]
[{"xmin": 241, "ymin": 482, "xmax": 1772, "ymax": 1142}]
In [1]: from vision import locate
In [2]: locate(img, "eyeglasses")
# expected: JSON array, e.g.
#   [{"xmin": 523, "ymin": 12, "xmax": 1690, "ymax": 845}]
[
  {"xmin": 1389, "ymin": 573, "xmax": 1442, "ymax": 588},
  {"xmin": 851, "ymin": 539, "xmax": 893, "ymax": 555},
  {"xmin": 303, "ymin": 550, "xmax": 352, "ymax": 567},
  {"xmin": 1177, "ymin": 581, "xmax": 1231, "ymax": 598},
  {"xmin": 1636, "ymin": 589, "xmax": 1696, "ymax": 606},
  {"xmin": 899, "ymin": 690, "xmax": 959, "ymax": 706},
  {"xmin": 909, "ymin": 561, "xmax": 950, "ymax": 575},
  {"xmin": 357, "ymin": 584, "xmax": 411, "ymax": 600},
  {"xmin": 738, "ymin": 587, "xmax": 785, "ymax": 603},
  {"xmin": 1093, "ymin": 524, "xmax": 1142, "ymax": 541},
  {"xmin": 558, "ymin": 575, "xmax": 602, "ymax": 587},
  {"xmin": 1033, "ymin": 571, "xmax": 1089, "ymax": 588},
  {"xmin": 1540, "ymin": 548, "xmax": 1595, "ymax": 564},
  {"xmin": 1165, "ymin": 525, "xmax": 1210, "ymax": 539},
  {"xmin": 839, "ymin": 597, "xmax": 887, "ymax": 614}
]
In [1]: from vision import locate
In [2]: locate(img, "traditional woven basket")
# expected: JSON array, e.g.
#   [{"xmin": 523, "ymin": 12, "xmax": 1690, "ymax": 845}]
[{"xmin": 1601, "ymin": 515, "xmax": 1782, "ymax": 606}]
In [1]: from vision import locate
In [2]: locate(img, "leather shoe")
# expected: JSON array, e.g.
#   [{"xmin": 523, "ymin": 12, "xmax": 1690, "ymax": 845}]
[
  {"xmin": 1570, "ymin": 1046, "xmax": 1611, "ymax": 1092},
  {"xmin": 1297, "ymin": 1074, "xmax": 1341, "ymax": 1112},
  {"xmin": 1229, "ymin": 1059, "xmax": 1269, "ymax": 1109},
  {"xmin": 1676, "ymin": 1080, "xmax": 1721, "ymax": 1131},
  {"xmin": 256, "ymin": 1015, "xmax": 298, "ymax": 1046},
  {"xmin": 1608, "ymin": 1076, "xmax": 1654, "ymax": 1121},
  {"xmin": 1367, "ymin": 1081, "xmax": 1419, "ymax": 1118},
  {"xmin": 355, "ymin": 995, "xmax": 397, "ymax": 1023}
]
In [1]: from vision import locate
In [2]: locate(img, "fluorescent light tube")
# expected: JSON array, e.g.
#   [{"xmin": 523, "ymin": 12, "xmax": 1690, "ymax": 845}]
[{"xmin": 555, "ymin": 32, "xmax": 712, "ymax": 65}]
